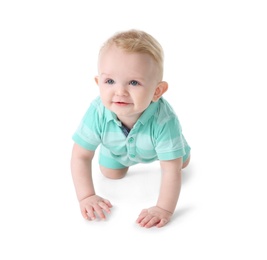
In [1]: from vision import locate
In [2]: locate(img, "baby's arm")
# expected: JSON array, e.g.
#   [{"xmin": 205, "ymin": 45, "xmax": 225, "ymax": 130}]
[
  {"xmin": 136, "ymin": 157, "xmax": 182, "ymax": 228},
  {"xmin": 71, "ymin": 143, "xmax": 112, "ymax": 220}
]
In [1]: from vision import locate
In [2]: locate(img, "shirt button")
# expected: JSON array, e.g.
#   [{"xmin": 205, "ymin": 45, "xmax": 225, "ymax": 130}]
[{"xmin": 128, "ymin": 137, "xmax": 134, "ymax": 143}]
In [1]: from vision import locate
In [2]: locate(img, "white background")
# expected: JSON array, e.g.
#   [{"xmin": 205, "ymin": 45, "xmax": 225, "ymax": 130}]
[{"xmin": 0, "ymin": 0, "xmax": 267, "ymax": 259}]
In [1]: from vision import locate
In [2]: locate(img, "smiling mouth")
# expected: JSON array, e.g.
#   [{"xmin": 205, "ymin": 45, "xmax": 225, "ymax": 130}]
[{"xmin": 113, "ymin": 101, "xmax": 131, "ymax": 106}]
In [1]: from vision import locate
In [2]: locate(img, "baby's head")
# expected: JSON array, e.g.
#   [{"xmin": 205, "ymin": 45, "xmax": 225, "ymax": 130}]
[
  {"xmin": 99, "ymin": 29, "xmax": 164, "ymax": 80},
  {"xmin": 95, "ymin": 30, "xmax": 168, "ymax": 127}
]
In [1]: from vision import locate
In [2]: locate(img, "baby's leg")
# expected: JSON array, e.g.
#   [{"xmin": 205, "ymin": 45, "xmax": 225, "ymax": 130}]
[
  {"xmin": 98, "ymin": 146, "xmax": 129, "ymax": 179},
  {"xmin": 182, "ymin": 155, "xmax": 190, "ymax": 169},
  {"xmin": 100, "ymin": 165, "xmax": 129, "ymax": 179}
]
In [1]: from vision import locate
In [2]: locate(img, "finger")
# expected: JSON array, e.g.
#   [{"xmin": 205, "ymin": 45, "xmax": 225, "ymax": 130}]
[
  {"xmin": 86, "ymin": 206, "xmax": 96, "ymax": 220},
  {"xmin": 139, "ymin": 215, "xmax": 153, "ymax": 227},
  {"xmin": 93, "ymin": 204, "xmax": 106, "ymax": 220},
  {"xmin": 145, "ymin": 217, "xmax": 160, "ymax": 228},
  {"xmin": 103, "ymin": 199, "xmax": 113, "ymax": 208},
  {"xmin": 156, "ymin": 218, "xmax": 168, "ymax": 228},
  {"xmin": 136, "ymin": 209, "xmax": 148, "ymax": 223},
  {"xmin": 136, "ymin": 215, "xmax": 144, "ymax": 224},
  {"xmin": 81, "ymin": 208, "xmax": 89, "ymax": 220},
  {"xmin": 98, "ymin": 201, "xmax": 112, "ymax": 214}
]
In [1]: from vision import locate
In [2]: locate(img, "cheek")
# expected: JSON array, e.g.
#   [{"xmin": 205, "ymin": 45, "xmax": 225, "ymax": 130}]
[
  {"xmin": 99, "ymin": 88, "xmax": 113, "ymax": 102},
  {"xmin": 135, "ymin": 92, "xmax": 154, "ymax": 106},
  {"xmin": 99, "ymin": 88, "xmax": 107, "ymax": 99},
  {"xmin": 99, "ymin": 86, "xmax": 109, "ymax": 95}
]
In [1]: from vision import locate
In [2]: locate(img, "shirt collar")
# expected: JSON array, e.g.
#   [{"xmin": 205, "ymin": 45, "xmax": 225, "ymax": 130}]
[
  {"xmin": 105, "ymin": 108, "xmax": 122, "ymax": 126},
  {"xmin": 137, "ymin": 100, "xmax": 159, "ymax": 125}
]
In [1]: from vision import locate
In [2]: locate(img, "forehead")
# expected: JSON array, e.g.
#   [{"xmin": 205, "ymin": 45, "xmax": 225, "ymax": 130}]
[
  {"xmin": 99, "ymin": 44, "xmax": 152, "ymax": 63},
  {"xmin": 98, "ymin": 45, "xmax": 159, "ymax": 74}
]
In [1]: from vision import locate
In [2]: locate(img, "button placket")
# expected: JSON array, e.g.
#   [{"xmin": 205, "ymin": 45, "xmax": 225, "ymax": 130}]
[{"xmin": 127, "ymin": 134, "xmax": 136, "ymax": 159}]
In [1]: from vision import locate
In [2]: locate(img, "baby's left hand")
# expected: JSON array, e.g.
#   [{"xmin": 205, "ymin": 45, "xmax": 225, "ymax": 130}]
[{"xmin": 136, "ymin": 206, "xmax": 173, "ymax": 228}]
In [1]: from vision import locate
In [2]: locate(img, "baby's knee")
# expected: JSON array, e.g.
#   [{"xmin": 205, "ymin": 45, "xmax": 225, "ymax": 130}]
[{"xmin": 99, "ymin": 165, "xmax": 128, "ymax": 179}]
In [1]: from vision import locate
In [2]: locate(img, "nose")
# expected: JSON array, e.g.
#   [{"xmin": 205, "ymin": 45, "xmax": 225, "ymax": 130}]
[{"xmin": 115, "ymin": 83, "xmax": 128, "ymax": 96}]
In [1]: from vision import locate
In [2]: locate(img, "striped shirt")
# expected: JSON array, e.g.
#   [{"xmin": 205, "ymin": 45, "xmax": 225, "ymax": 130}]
[{"xmin": 72, "ymin": 96, "xmax": 190, "ymax": 168}]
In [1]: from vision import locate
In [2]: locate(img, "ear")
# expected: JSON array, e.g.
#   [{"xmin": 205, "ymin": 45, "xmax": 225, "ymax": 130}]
[
  {"xmin": 152, "ymin": 81, "xmax": 168, "ymax": 102},
  {"xmin": 94, "ymin": 76, "xmax": 99, "ymax": 85}
]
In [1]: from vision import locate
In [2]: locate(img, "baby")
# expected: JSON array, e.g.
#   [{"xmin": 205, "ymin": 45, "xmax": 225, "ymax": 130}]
[{"xmin": 71, "ymin": 29, "xmax": 191, "ymax": 228}]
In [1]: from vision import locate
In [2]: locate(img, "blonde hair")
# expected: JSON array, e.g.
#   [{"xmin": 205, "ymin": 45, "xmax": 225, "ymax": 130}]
[{"xmin": 99, "ymin": 29, "xmax": 164, "ymax": 79}]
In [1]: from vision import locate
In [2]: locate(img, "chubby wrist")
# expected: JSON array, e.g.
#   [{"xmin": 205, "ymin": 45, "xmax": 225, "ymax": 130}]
[
  {"xmin": 156, "ymin": 205, "xmax": 173, "ymax": 215},
  {"xmin": 78, "ymin": 193, "xmax": 95, "ymax": 202}
]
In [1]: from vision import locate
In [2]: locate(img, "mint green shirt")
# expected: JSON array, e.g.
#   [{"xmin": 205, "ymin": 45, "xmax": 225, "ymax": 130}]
[{"xmin": 72, "ymin": 97, "xmax": 191, "ymax": 169}]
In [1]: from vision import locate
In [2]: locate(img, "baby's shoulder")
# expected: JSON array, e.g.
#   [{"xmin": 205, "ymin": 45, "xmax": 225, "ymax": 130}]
[
  {"xmin": 90, "ymin": 96, "xmax": 103, "ymax": 109},
  {"xmin": 81, "ymin": 97, "xmax": 106, "ymax": 124},
  {"xmin": 155, "ymin": 98, "xmax": 177, "ymax": 123},
  {"xmin": 88, "ymin": 96, "xmax": 105, "ymax": 115}
]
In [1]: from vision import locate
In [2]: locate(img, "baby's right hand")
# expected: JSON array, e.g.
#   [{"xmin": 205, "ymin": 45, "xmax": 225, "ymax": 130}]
[{"xmin": 79, "ymin": 195, "xmax": 112, "ymax": 220}]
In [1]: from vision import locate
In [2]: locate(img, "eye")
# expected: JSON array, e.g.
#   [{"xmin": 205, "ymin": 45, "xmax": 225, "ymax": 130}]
[
  {"xmin": 129, "ymin": 80, "xmax": 139, "ymax": 86},
  {"xmin": 105, "ymin": 79, "xmax": 115, "ymax": 85}
]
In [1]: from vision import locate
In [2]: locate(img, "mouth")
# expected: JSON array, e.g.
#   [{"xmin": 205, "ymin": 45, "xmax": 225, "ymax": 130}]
[{"xmin": 113, "ymin": 101, "xmax": 131, "ymax": 106}]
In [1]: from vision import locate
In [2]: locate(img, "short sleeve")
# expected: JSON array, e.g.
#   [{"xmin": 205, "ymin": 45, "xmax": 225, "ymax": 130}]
[
  {"xmin": 72, "ymin": 99, "xmax": 102, "ymax": 151},
  {"xmin": 155, "ymin": 115, "xmax": 187, "ymax": 161}
]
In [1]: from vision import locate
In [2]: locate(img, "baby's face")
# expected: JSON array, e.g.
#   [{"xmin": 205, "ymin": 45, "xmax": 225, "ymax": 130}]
[{"xmin": 95, "ymin": 44, "xmax": 161, "ymax": 127}]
